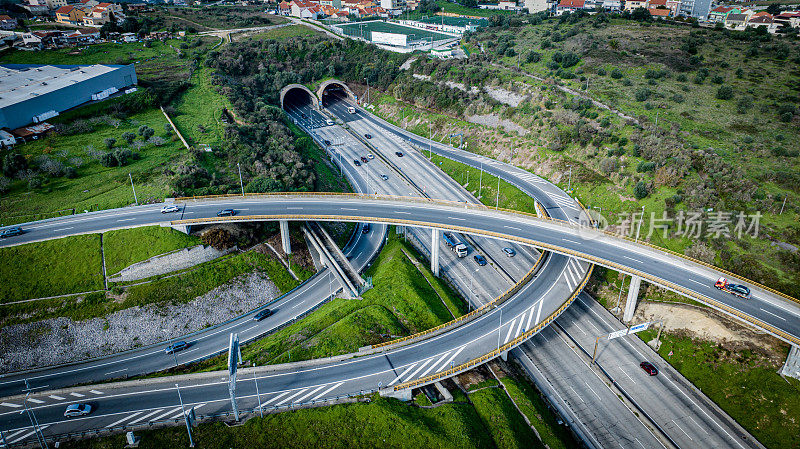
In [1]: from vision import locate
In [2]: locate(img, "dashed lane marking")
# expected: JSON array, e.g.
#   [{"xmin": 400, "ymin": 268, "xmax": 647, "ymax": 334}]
[
  {"xmin": 90, "ymin": 390, "xmax": 103, "ymax": 395},
  {"xmin": 49, "ymin": 395, "xmax": 65, "ymax": 401},
  {"xmin": 8, "ymin": 426, "xmax": 49, "ymax": 444},
  {"xmin": 0, "ymin": 402, "xmax": 22, "ymax": 408},
  {"xmin": 69, "ymin": 392, "xmax": 85, "ymax": 398},
  {"xmin": 26, "ymin": 398, "xmax": 44, "ymax": 404}
]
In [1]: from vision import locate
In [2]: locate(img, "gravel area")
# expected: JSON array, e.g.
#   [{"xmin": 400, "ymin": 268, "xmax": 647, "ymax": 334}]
[
  {"xmin": 0, "ymin": 272, "xmax": 280, "ymax": 373},
  {"xmin": 467, "ymin": 114, "xmax": 529, "ymax": 136}
]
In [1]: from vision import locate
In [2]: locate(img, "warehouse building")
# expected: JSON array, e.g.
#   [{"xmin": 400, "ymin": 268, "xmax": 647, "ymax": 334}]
[{"xmin": 0, "ymin": 64, "xmax": 137, "ymax": 130}]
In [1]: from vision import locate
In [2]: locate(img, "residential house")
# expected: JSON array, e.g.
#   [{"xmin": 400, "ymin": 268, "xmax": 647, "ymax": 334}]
[
  {"xmin": 29, "ymin": 0, "xmax": 67, "ymax": 9},
  {"xmin": 708, "ymin": 5, "xmax": 732, "ymax": 22},
  {"xmin": 55, "ymin": 5, "xmax": 87, "ymax": 25},
  {"xmin": 678, "ymin": 0, "xmax": 711, "ymax": 19},
  {"xmin": 0, "ymin": 15, "xmax": 17, "ymax": 30},
  {"xmin": 747, "ymin": 12, "xmax": 778, "ymax": 33},
  {"xmin": 278, "ymin": 1, "xmax": 291, "ymax": 15},
  {"xmin": 81, "ymin": 3, "xmax": 123, "ymax": 26},
  {"xmin": 724, "ymin": 12, "xmax": 751, "ymax": 29},
  {"xmin": 64, "ymin": 28, "xmax": 100, "ymax": 43},
  {"xmin": 774, "ymin": 11, "xmax": 800, "ymax": 29},
  {"xmin": 126, "ymin": 3, "xmax": 151, "ymax": 12},
  {"xmin": 22, "ymin": 0, "xmax": 50, "ymax": 15},
  {"xmin": 556, "ymin": 0, "xmax": 586, "ymax": 14},
  {"xmin": 647, "ymin": 0, "xmax": 670, "ymax": 16},
  {"xmin": 290, "ymin": 0, "xmax": 321, "ymax": 19},
  {"xmin": 624, "ymin": 0, "xmax": 646, "ymax": 11}
]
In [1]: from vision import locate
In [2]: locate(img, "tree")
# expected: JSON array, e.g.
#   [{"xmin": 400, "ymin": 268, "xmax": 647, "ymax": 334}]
[
  {"xmin": 634, "ymin": 180, "xmax": 648, "ymax": 199},
  {"xmin": 2, "ymin": 153, "xmax": 27, "ymax": 177},
  {"xmin": 246, "ymin": 177, "xmax": 282, "ymax": 193},
  {"xmin": 716, "ymin": 85, "xmax": 734, "ymax": 100},
  {"xmin": 685, "ymin": 241, "xmax": 715, "ymax": 263},
  {"xmin": 736, "ymin": 96, "xmax": 752, "ymax": 114},
  {"xmin": 138, "ymin": 125, "xmax": 154, "ymax": 140},
  {"xmin": 766, "ymin": 3, "xmax": 782, "ymax": 15},
  {"xmin": 630, "ymin": 7, "xmax": 652, "ymax": 21},
  {"xmin": 104, "ymin": 138, "xmax": 116, "ymax": 149},
  {"xmin": 121, "ymin": 131, "xmax": 136, "ymax": 144}
]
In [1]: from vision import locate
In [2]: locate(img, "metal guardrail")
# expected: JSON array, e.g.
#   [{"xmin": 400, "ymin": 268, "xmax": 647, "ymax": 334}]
[
  {"xmin": 393, "ymin": 264, "xmax": 595, "ymax": 391},
  {"xmin": 171, "ymin": 192, "xmax": 799, "ymax": 308}
]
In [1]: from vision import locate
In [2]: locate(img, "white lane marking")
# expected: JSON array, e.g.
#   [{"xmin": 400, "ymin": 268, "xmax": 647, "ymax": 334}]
[
  {"xmin": 503, "ymin": 318, "xmax": 517, "ymax": 344},
  {"xmin": 295, "ymin": 385, "xmax": 327, "ymax": 403},
  {"xmin": 262, "ymin": 390, "xmax": 293, "ymax": 406},
  {"xmin": 49, "ymin": 395, "xmax": 65, "ymax": 401},
  {"xmin": 435, "ymin": 346, "xmax": 466, "ymax": 373},
  {"xmin": 26, "ymin": 398, "xmax": 44, "ymax": 404},
  {"xmin": 105, "ymin": 368, "xmax": 127, "ymax": 376},
  {"xmin": 277, "ymin": 388, "xmax": 310, "ymax": 406},
  {"xmin": 419, "ymin": 351, "xmax": 452, "ymax": 378},
  {"xmin": 389, "ymin": 363, "xmax": 418, "ymax": 386},
  {"xmin": 524, "ymin": 306, "xmax": 535, "ymax": 331},
  {"xmin": 3, "ymin": 428, "xmax": 29, "ymax": 440},
  {"xmin": 105, "ymin": 411, "xmax": 142, "ymax": 428},
  {"xmin": 150, "ymin": 407, "xmax": 183, "ymax": 422},
  {"xmin": 127, "ymin": 409, "xmax": 165, "ymax": 424},
  {"xmin": 687, "ymin": 415, "xmax": 708, "ymax": 434},
  {"xmin": 561, "ymin": 238, "xmax": 580, "ymax": 245},
  {"xmin": 310, "ymin": 382, "xmax": 345, "ymax": 401},
  {"xmin": 340, "ymin": 208, "xmax": 359, "ymax": 211},
  {"xmin": 623, "ymin": 255, "xmax": 644, "ymax": 264},
  {"xmin": 1, "ymin": 402, "xmax": 22, "ymax": 408},
  {"xmin": 573, "ymin": 320, "xmax": 587, "ymax": 335},
  {"xmin": 167, "ymin": 410, "xmax": 189, "ymax": 421},
  {"xmin": 672, "ymin": 419, "xmax": 693, "ymax": 441},
  {"xmin": 569, "ymin": 386, "xmax": 583, "ymax": 403},
  {"xmin": 53, "ymin": 227, "xmax": 74, "ymax": 232},
  {"xmin": 116, "ymin": 218, "xmax": 136, "ymax": 222},
  {"xmin": 760, "ymin": 308, "xmax": 786, "ymax": 321},
  {"xmin": 535, "ymin": 301, "xmax": 543, "ymax": 325},
  {"xmin": 562, "ymin": 272, "xmax": 574, "ymax": 290},
  {"xmin": 635, "ymin": 437, "xmax": 646, "ymax": 449},
  {"xmin": 587, "ymin": 320, "xmax": 601, "ymax": 334},
  {"xmin": 286, "ymin": 207, "xmax": 303, "ymax": 210},
  {"xmin": 504, "ymin": 225, "xmax": 522, "ymax": 231},
  {"xmin": 447, "ymin": 217, "xmax": 465, "ymax": 221},
  {"xmin": 514, "ymin": 316, "xmax": 525, "ymax": 338},
  {"xmin": 69, "ymin": 392, "xmax": 85, "ymax": 398},
  {"xmin": 395, "ymin": 211, "xmax": 411, "ymax": 215},
  {"xmin": 584, "ymin": 381, "xmax": 602, "ymax": 401},
  {"xmin": 565, "ymin": 265, "xmax": 578, "ymax": 287},
  {"xmin": 620, "ymin": 366, "xmax": 636, "ymax": 384},
  {"xmin": 405, "ymin": 358, "xmax": 435, "ymax": 381},
  {"xmin": 90, "ymin": 390, "xmax": 103, "ymax": 395},
  {"xmin": 9, "ymin": 426, "xmax": 49, "ymax": 444}
]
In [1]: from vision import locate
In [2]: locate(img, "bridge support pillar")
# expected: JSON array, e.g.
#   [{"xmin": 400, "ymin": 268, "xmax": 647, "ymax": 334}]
[
  {"xmin": 780, "ymin": 345, "xmax": 800, "ymax": 380},
  {"xmin": 169, "ymin": 224, "xmax": 191, "ymax": 235},
  {"xmin": 280, "ymin": 220, "xmax": 291, "ymax": 255},
  {"xmin": 431, "ymin": 229, "xmax": 440, "ymax": 277},
  {"xmin": 499, "ymin": 350, "xmax": 508, "ymax": 362},
  {"xmin": 623, "ymin": 276, "xmax": 642, "ymax": 322}
]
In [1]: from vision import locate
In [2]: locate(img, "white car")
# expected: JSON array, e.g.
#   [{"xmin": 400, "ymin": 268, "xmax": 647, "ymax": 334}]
[
  {"xmin": 64, "ymin": 403, "xmax": 92, "ymax": 417},
  {"xmin": 161, "ymin": 205, "xmax": 180, "ymax": 213}
]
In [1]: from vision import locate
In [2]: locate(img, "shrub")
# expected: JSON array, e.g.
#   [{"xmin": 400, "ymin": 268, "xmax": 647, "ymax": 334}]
[
  {"xmin": 635, "ymin": 87, "xmax": 651, "ymax": 102},
  {"xmin": 622, "ymin": 78, "xmax": 632, "ymax": 86},
  {"xmin": 104, "ymin": 138, "xmax": 116, "ymax": 149},
  {"xmin": 27, "ymin": 177, "xmax": 42, "ymax": 190},
  {"xmin": 138, "ymin": 125, "xmax": 154, "ymax": 140},
  {"xmin": 596, "ymin": 68, "xmax": 606, "ymax": 76},
  {"xmin": 526, "ymin": 51, "xmax": 541, "ymax": 63},
  {"xmin": 736, "ymin": 96, "xmax": 752, "ymax": 114},
  {"xmin": 121, "ymin": 132, "xmax": 136, "ymax": 145},
  {"xmin": 600, "ymin": 157, "xmax": 618, "ymax": 174},
  {"xmin": 633, "ymin": 180, "xmax": 648, "ymax": 199},
  {"xmin": 676, "ymin": 74, "xmax": 687, "ymax": 82},
  {"xmin": 637, "ymin": 161, "xmax": 656, "ymax": 172},
  {"xmin": 99, "ymin": 152, "xmax": 117, "ymax": 167},
  {"xmin": 560, "ymin": 52, "xmax": 581, "ymax": 68},
  {"xmin": 610, "ymin": 68, "xmax": 623, "ymax": 79},
  {"xmin": 711, "ymin": 75, "xmax": 724, "ymax": 84},
  {"xmin": 716, "ymin": 85, "xmax": 734, "ymax": 100},
  {"xmin": 671, "ymin": 93, "xmax": 685, "ymax": 103}
]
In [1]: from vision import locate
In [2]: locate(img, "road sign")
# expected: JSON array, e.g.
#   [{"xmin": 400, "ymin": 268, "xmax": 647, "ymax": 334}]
[
  {"xmin": 629, "ymin": 322, "xmax": 651, "ymax": 334},
  {"xmin": 607, "ymin": 329, "xmax": 628, "ymax": 340}
]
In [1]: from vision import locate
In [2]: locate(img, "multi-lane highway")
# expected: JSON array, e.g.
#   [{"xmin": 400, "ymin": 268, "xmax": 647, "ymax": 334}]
[{"xmin": 0, "ymin": 92, "xmax": 791, "ymax": 448}]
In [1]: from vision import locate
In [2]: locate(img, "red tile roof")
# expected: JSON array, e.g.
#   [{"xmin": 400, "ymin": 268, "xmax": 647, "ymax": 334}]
[
  {"xmin": 649, "ymin": 7, "xmax": 670, "ymax": 15},
  {"xmin": 711, "ymin": 6, "xmax": 732, "ymax": 13},
  {"xmin": 558, "ymin": 0, "xmax": 584, "ymax": 7}
]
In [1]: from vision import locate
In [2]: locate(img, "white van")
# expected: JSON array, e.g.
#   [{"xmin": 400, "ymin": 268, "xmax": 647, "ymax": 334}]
[
  {"xmin": 326, "ymin": 119, "xmax": 334, "ymax": 126},
  {"xmin": 347, "ymin": 106, "xmax": 357, "ymax": 114}
]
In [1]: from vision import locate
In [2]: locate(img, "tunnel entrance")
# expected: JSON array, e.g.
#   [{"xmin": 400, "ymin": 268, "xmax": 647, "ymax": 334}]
[
  {"xmin": 280, "ymin": 84, "xmax": 318, "ymax": 112},
  {"xmin": 318, "ymin": 80, "xmax": 356, "ymax": 108}
]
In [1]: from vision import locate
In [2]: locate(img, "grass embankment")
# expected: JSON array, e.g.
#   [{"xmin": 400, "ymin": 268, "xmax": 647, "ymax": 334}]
[
  {"xmin": 469, "ymin": 387, "xmax": 541, "ymax": 449},
  {"xmin": 141, "ymin": 6, "xmax": 286, "ymax": 30},
  {"xmin": 243, "ymin": 24, "xmax": 322, "ymax": 41},
  {"xmin": 170, "ymin": 65, "xmax": 233, "ymax": 150},
  {"xmin": 60, "ymin": 395, "xmax": 497, "ymax": 449},
  {"xmin": 0, "ymin": 235, "xmax": 104, "ymax": 304},
  {"xmin": 638, "ymin": 328, "xmax": 800, "ymax": 449},
  {"xmin": 104, "ymin": 227, "xmax": 202, "ymax": 275}
]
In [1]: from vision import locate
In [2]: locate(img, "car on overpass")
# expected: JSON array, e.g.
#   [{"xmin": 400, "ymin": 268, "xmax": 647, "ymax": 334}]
[
  {"xmin": 715, "ymin": 277, "xmax": 751, "ymax": 299},
  {"xmin": 164, "ymin": 341, "xmax": 189, "ymax": 354},
  {"xmin": 161, "ymin": 205, "xmax": 180, "ymax": 214},
  {"xmin": 64, "ymin": 403, "xmax": 92, "ymax": 417},
  {"xmin": 640, "ymin": 361, "xmax": 658, "ymax": 376},
  {"xmin": 474, "ymin": 254, "xmax": 487, "ymax": 266},
  {"xmin": 217, "ymin": 209, "xmax": 236, "ymax": 217},
  {"xmin": 253, "ymin": 309, "xmax": 273, "ymax": 321},
  {"xmin": 0, "ymin": 226, "xmax": 23, "ymax": 238}
]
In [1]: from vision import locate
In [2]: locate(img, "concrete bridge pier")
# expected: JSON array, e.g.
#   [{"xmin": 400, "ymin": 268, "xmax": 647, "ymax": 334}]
[
  {"xmin": 380, "ymin": 388, "xmax": 412, "ymax": 401},
  {"xmin": 431, "ymin": 229, "xmax": 440, "ymax": 277},
  {"xmin": 780, "ymin": 345, "xmax": 800, "ymax": 380},
  {"xmin": 169, "ymin": 224, "xmax": 191, "ymax": 235},
  {"xmin": 623, "ymin": 275, "xmax": 642, "ymax": 322},
  {"xmin": 280, "ymin": 220, "xmax": 291, "ymax": 255}
]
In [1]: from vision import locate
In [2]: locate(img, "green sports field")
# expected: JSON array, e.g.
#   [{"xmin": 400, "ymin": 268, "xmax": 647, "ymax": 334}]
[{"xmin": 336, "ymin": 20, "xmax": 454, "ymax": 44}]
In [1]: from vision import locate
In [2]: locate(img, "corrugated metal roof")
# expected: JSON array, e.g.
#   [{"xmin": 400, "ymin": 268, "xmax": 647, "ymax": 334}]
[{"xmin": 0, "ymin": 64, "xmax": 120, "ymax": 109}]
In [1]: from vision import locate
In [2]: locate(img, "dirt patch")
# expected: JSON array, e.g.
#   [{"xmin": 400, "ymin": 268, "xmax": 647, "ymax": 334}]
[
  {"xmin": 455, "ymin": 364, "xmax": 493, "ymax": 389},
  {"xmin": 634, "ymin": 301, "xmax": 786, "ymax": 364},
  {"xmin": 467, "ymin": 114, "xmax": 529, "ymax": 136}
]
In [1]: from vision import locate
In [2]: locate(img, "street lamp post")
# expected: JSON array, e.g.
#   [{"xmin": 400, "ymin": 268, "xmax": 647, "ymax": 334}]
[
  {"xmin": 566, "ymin": 165, "xmax": 573, "ymax": 193},
  {"xmin": 364, "ymin": 77, "xmax": 370, "ymax": 105},
  {"xmin": 237, "ymin": 163, "xmax": 244, "ymax": 197},
  {"xmin": 496, "ymin": 176, "xmax": 500, "ymax": 210},
  {"xmin": 635, "ymin": 205, "xmax": 645, "ymax": 242},
  {"xmin": 175, "ymin": 383, "xmax": 194, "ymax": 447},
  {"xmin": 478, "ymin": 161, "xmax": 483, "ymax": 199},
  {"xmin": 129, "ymin": 173, "xmax": 138, "ymax": 206}
]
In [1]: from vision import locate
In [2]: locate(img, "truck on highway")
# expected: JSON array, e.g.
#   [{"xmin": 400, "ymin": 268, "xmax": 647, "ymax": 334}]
[
  {"xmin": 714, "ymin": 277, "xmax": 751, "ymax": 299},
  {"xmin": 443, "ymin": 232, "xmax": 468, "ymax": 258}
]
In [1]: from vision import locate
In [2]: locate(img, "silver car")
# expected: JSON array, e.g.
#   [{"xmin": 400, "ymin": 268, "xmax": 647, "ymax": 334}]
[{"xmin": 64, "ymin": 403, "xmax": 92, "ymax": 417}]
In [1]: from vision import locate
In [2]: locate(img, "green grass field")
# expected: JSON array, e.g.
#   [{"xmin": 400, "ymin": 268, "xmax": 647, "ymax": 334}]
[
  {"xmin": 0, "ymin": 235, "xmax": 103, "ymax": 304},
  {"xmin": 60, "ymin": 395, "xmax": 498, "ymax": 449},
  {"xmin": 638, "ymin": 328, "xmax": 800, "ymax": 449},
  {"xmin": 470, "ymin": 387, "xmax": 541, "ymax": 449},
  {"xmin": 243, "ymin": 24, "xmax": 323, "ymax": 41},
  {"xmin": 170, "ymin": 65, "xmax": 233, "ymax": 150},
  {"xmin": 103, "ymin": 226, "xmax": 202, "ymax": 275},
  {"xmin": 337, "ymin": 20, "xmax": 454, "ymax": 43}
]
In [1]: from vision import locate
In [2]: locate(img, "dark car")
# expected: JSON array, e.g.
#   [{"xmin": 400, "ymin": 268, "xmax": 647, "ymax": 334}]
[
  {"xmin": 217, "ymin": 209, "xmax": 236, "ymax": 217},
  {"xmin": 362, "ymin": 223, "xmax": 371, "ymax": 234},
  {"xmin": 364, "ymin": 133, "xmax": 372, "ymax": 139},
  {"xmin": 64, "ymin": 403, "xmax": 92, "ymax": 418},
  {"xmin": 353, "ymin": 160, "xmax": 361, "ymax": 167},
  {"xmin": 254, "ymin": 308, "xmax": 273, "ymax": 321},
  {"xmin": 165, "ymin": 341, "xmax": 188, "ymax": 354},
  {"xmin": 502, "ymin": 247, "xmax": 516, "ymax": 257},
  {"xmin": 360, "ymin": 156, "xmax": 369, "ymax": 163},
  {"xmin": 395, "ymin": 151, "xmax": 404, "ymax": 157},
  {"xmin": 474, "ymin": 254, "xmax": 487, "ymax": 266},
  {"xmin": 640, "ymin": 361, "xmax": 658, "ymax": 376},
  {"xmin": 0, "ymin": 226, "xmax": 23, "ymax": 238},
  {"xmin": 324, "ymin": 139, "xmax": 331, "ymax": 146}
]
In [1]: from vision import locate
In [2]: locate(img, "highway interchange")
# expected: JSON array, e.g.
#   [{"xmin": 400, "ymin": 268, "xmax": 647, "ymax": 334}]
[{"xmin": 0, "ymin": 92, "xmax": 795, "ymax": 448}]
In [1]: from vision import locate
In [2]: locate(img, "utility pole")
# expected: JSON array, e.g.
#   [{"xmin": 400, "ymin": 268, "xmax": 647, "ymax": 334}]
[
  {"xmin": 176, "ymin": 383, "xmax": 194, "ymax": 447},
  {"xmin": 254, "ymin": 371, "xmax": 263, "ymax": 417},
  {"xmin": 566, "ymin": 165, "xmax": 572, "ymax": 193},
  {"xmin": 635, "ymin": 205, "xmax": 645, "ymax": 242},
  {"xmin": 23, "ymin": 380, "xmax": 47, "ymax": 449},
  {"xmin": 428, "ymin": 121, "xmax": 432, "ymax": 159},
  {"xmin": 478, "ymin": 161, "xmax": 483, "ymax": 198},
  {"xmin": 237, "ymin": 163, "xmax": 244, "ymax": 196},
  {"xmin": 496, "ymin": 176, "xmax": 500, "ymax": 210},
  {"xmin": 129, "ymin": 173, "xmax": 138, "ymax": 206},
  {"xmin": 497, "ymin": 308, "xmax": 502, "ymax": 351},
  {"xmin": 364, "ymin": 77, "xmax": 370, "ymax": 105},
  {"xmin": 611, "ymin": 275, "xmax": 627, "ymax": 315},
  {"xmin": 779, "ymin": 196, "xmax": 787, "ymax": 215}
]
